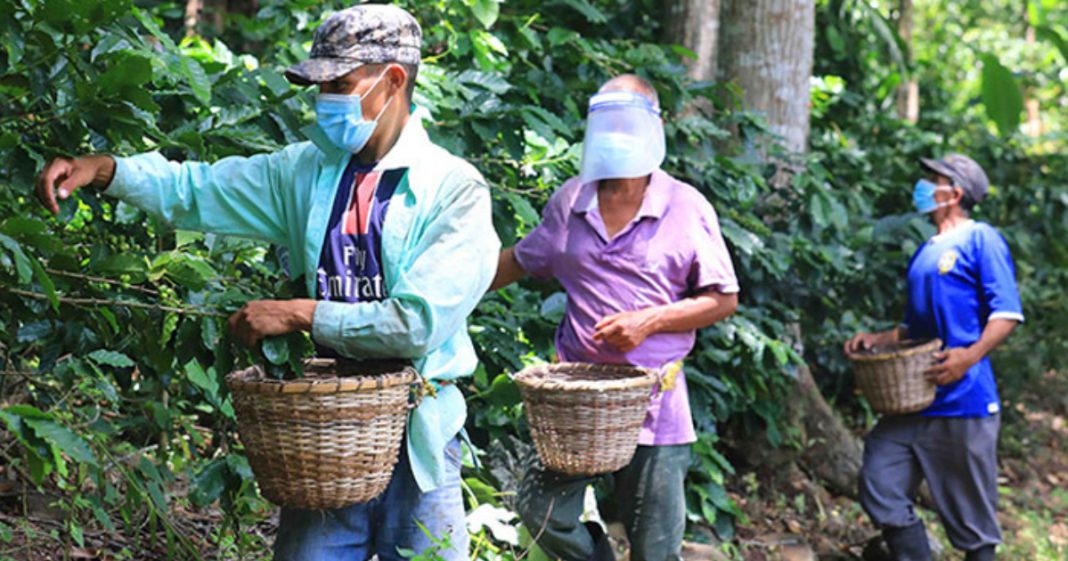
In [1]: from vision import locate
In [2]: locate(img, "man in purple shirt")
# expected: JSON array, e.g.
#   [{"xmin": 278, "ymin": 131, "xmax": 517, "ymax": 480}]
[{"xmin": 490, "ymin": 75, "xmax": 739, "ymax": 561}]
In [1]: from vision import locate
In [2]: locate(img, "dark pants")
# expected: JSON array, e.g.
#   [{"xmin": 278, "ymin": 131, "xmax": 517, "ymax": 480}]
[
  {"xmin": 517, "ymin": 445, "xmax": 691, "ymax": 561},
  {"xmin": 859, "ymin": 414, "xmax": 1002, "ymax": 552}
]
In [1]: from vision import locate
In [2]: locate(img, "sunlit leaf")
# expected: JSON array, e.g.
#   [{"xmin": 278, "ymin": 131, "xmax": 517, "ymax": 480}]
[
  {"xmin": 980, "ymin": 53, "xmax": 1023, "ymax": 137},
  {"xmin": 467, "ymin": 0, "xmax": 500, "ymax": 29}
]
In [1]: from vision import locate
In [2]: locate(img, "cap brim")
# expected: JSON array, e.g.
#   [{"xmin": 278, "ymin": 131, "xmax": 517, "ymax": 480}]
[
  {"xmin": 284, "ymin": 58, "xmax": 365, "ymax": 86},
  {"xmin": 919, "ymin": 157, "xmax": 960, "ymax": 183}
]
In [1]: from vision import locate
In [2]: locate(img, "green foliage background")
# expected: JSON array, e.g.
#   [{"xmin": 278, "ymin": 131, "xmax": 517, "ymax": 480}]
[{"xmin": 0, "ymin": 0, "xmax": 1065, "ymax": 557}]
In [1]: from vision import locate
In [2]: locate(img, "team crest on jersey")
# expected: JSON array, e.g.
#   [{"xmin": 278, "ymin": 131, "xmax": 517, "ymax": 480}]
[{"xmin": 938, "ymin": 250, "xmax": 959, "ymax": 275}]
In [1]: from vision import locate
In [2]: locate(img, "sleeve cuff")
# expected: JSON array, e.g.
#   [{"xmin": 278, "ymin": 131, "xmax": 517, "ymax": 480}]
[
  {"xmin": 311, "ymin": 300, "xmax": 348, "ymax": 354},
  {"xmin": 989, "ymin": 311, "xmax": 1024, "ymax": 323},
  {"xmin": 106, "ymin": 153, "xmax": 166, "ymax": 203},
  {"xmin": 105, "ymin": 156, "xmax": 136, "ymax": 199},
  {"xmin": 512, "ymin": 243, "xmax": 549, "ymax": 281},
  {"xmin": 696, "ymin": 281, "xmax": 740, "ymax": 295}
]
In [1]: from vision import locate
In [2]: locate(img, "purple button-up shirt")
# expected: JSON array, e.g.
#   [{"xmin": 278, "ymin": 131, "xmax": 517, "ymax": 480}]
[{"xmin": 514, "ymin": 170, "xmax": 739, "ymax": 445}]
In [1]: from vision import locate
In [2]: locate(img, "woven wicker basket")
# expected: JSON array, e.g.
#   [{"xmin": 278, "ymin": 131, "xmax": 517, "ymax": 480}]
[
  {"xmin": 847, "ymin": 339, "xmax": 941, "ymax": 415},
  {"xmin": 514, "ymin": 363, "xmax": 657, "ymax": 475},
  {"xmin": 226, "ymin": 359, "xmax": 417, "ymax": 510}
]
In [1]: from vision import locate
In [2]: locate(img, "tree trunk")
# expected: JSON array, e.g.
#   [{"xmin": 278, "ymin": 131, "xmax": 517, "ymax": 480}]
[
  {"xmin": 184, "ymin": 0, "xmax": 202, "ymax": 37},
  {"xmin": 895, "ymin": 0, "xmax": 919, "ymax": 123},
  {"xmin": 203, "ymin": 0, "xmax": 259, "ymax": 34},
  {"xmin": 718, "ymin": 0, "xmax": 864, "ymax": 497},
  {"xmin": 786, "ymin": 362, "xmax": 863, "ymax": 496},
  {"xmin": 718, "ymin": 0, "xmax": 815, "ymax": 154},
  {"xmin": 226, "ymin": 0, "xmax": 258, "ymax": 18},
  {"xmin": 733, "ymin": 328, "xmax": 864, "ymax": 498},
  {"xmin": 661, "ymin": 0, "xmax": 722, "ymax": 82},
  {"xmin": 1024, "ymin": 23, "xmax": 1043, "ymax": 137}
]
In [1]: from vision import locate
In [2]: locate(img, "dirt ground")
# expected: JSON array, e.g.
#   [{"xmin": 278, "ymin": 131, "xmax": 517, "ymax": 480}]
[
  {"xmin": 2, "ymin": 371, "xmax": 1065, "ymax": 561},
  {"xmin": 712, "ymin": 369, "xmax": 1068, "ymax": 561}
]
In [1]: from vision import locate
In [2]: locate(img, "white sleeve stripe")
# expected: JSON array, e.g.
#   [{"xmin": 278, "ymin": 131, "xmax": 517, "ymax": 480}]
[
  {"xmin": 695, "ymin": 284, "xmax": 740, "ymax": 294},
  {"xmin": 989, "ymin": 311, "xmax": 1025, "ymax": 323}
]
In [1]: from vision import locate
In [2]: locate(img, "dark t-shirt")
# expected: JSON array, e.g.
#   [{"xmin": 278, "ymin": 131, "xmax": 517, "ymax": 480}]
[{"xmin": 315, "ymin": 157, "xmax": 404, "ymax": 355}]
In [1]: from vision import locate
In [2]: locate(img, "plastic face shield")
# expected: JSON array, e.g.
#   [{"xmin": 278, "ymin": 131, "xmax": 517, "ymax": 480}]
[{"xmin": 578, "ymin": 90, "xmax": 666, "ymax": 185}]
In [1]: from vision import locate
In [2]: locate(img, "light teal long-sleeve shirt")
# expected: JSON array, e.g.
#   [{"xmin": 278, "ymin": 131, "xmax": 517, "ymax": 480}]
[{"xmin": 106, "ymin": 109, "xmax": 500, "ymax": 492}]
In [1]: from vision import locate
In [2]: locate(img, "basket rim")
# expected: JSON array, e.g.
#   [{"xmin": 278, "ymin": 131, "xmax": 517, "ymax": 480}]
[
  {"xmin": 226, "ymin": 362, "xmax": 417, "ymax": 394},
  {"xmin": 846, "ymin": 338, "xmax": 942, "ymax": 363},
  {"xmin": 513, "ymin": 362, "xmax": 657, "ymax": 391}
]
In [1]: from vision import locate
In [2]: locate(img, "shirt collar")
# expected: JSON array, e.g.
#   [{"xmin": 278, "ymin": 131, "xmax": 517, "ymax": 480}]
[
  {"xmin": 572, "ymin": 169, "xmax": 671, "ymax": 220},
  {"xmin": 929, "ymin": 219, "xmax": 976, "ymax": 243}
]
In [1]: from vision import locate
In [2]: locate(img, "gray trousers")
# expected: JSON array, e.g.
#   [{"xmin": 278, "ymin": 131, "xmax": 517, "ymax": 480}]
[
  {"xmin": 859, "ymin": 414, "xmax": 1002, "ymax": 551},
  {"xmin": 517, "ymin": 445, "xmax": 691, "ymax": 561}
]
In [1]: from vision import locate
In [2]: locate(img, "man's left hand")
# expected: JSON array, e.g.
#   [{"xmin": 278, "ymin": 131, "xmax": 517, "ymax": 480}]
[
  {"xmin": 593, "ymin": 309, "xmax": 659, "ymax": 353},
  {"xmin": 924, "ymin": 347, "xmax": 979, "ymax": 386},
  {"xmin": 228, "ymin": 299, "xmax": 317, "ymax": 347}
]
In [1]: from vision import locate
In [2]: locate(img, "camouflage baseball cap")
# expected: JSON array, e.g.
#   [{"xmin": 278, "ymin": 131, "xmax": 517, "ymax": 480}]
[
  {"xmin": 285, "ymin": 4, "xmax": 422, "ymax": 86},
  {"xmin": 920, "ymin": 153, "xmax": 991, "ymax": 205}
]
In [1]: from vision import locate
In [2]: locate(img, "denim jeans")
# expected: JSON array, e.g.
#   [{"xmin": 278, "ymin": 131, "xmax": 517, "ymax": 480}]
[{"xmin": 273, "ymin": 436, "xmax": 468, "ymax": 561}]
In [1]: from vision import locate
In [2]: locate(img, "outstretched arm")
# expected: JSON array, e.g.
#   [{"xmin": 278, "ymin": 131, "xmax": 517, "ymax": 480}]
[{"xmin": 35, "ymin": 148, "xmax": 298, "ymax": 246}]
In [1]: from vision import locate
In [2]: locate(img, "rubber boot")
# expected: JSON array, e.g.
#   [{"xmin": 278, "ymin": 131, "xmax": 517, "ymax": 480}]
[
  {"xmin": 964, "ymin": 545, "xmax": 996, "ymax": 561},
  {"xmin": 883, "ymin": 522, "xmax": 932, "ymax": 561},
  {"xmin": 585, "ymin": 521, "xmax": 616, "ymax": 561}
]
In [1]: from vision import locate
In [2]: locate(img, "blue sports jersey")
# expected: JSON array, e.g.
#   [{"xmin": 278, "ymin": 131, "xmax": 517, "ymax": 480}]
[{"xmin": 903, "ymin": 220, "xmax": 1024, "ymax": 417}]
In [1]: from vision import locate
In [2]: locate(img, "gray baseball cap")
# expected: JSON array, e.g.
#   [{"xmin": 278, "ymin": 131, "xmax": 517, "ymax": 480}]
[
  {"xmin": 920, "ymin": 153, "xmax": 991, "ymax": 205},
  {"xmin": 285, "ymin": 4, "xmax": 422, "ymax": 86}
]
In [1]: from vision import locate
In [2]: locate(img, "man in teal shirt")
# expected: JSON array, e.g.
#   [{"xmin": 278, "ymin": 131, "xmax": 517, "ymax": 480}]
[{"xmin": 34, "ymin": 5, "xmax": 498, "ymax": 560}]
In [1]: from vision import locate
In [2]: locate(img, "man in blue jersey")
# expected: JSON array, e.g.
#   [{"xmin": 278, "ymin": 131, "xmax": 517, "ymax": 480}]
[{"xmin": 845, "ymin": 154, "xmax": 1022, "ymax": 561}]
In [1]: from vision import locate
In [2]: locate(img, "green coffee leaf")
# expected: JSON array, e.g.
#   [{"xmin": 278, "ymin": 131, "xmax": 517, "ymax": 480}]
[
  {"xmin": 980, "ymin": 53, "xmax": 1023, "ymax": 137},
  {"xmin": 87, "ymin": 349, "xmax": 135, "ymax": 368},
  {"xmin": 260, "ymin": 335, "xmax": 290, "ymax": 366},
  {"xmin": 467, "ymin": 0, "xmax": 500, "ymax": 29},
  {"xmin": 23, "ymin": 417, "xmax": 97, "ymax": 466},
  {"xmin": 99, "ymin": 52, "xmax": 153, "ymax": 94},
  {"xmin": 30, "ymin": 258, "xmax": 57, "ymax": 312},
  {"xmin": 0, "ymin": 233, "xmax": 31, "ymax": 284},
  {"xmin": 181, "ymin": 56, "xmax": 212, "ymax": 105}
]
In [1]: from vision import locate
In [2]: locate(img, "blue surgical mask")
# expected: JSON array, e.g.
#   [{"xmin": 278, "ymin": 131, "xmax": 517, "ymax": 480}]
[
  {"xmin": 912, "ymin": 179, "xmax": 952, "ymax": 214},
  {"xmin": 315, "ymin": 72, "xmax": 394, "ymax": 154}
]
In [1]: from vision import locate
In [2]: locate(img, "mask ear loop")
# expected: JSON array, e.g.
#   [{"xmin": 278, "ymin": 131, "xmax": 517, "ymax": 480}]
[
  {"xmin": 364, "ymin": 66, "xmax": 402, "ymax": 123},
  {"xmin": 927, "ymin": 186, "xmax": 958, "ymax": 212}
]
